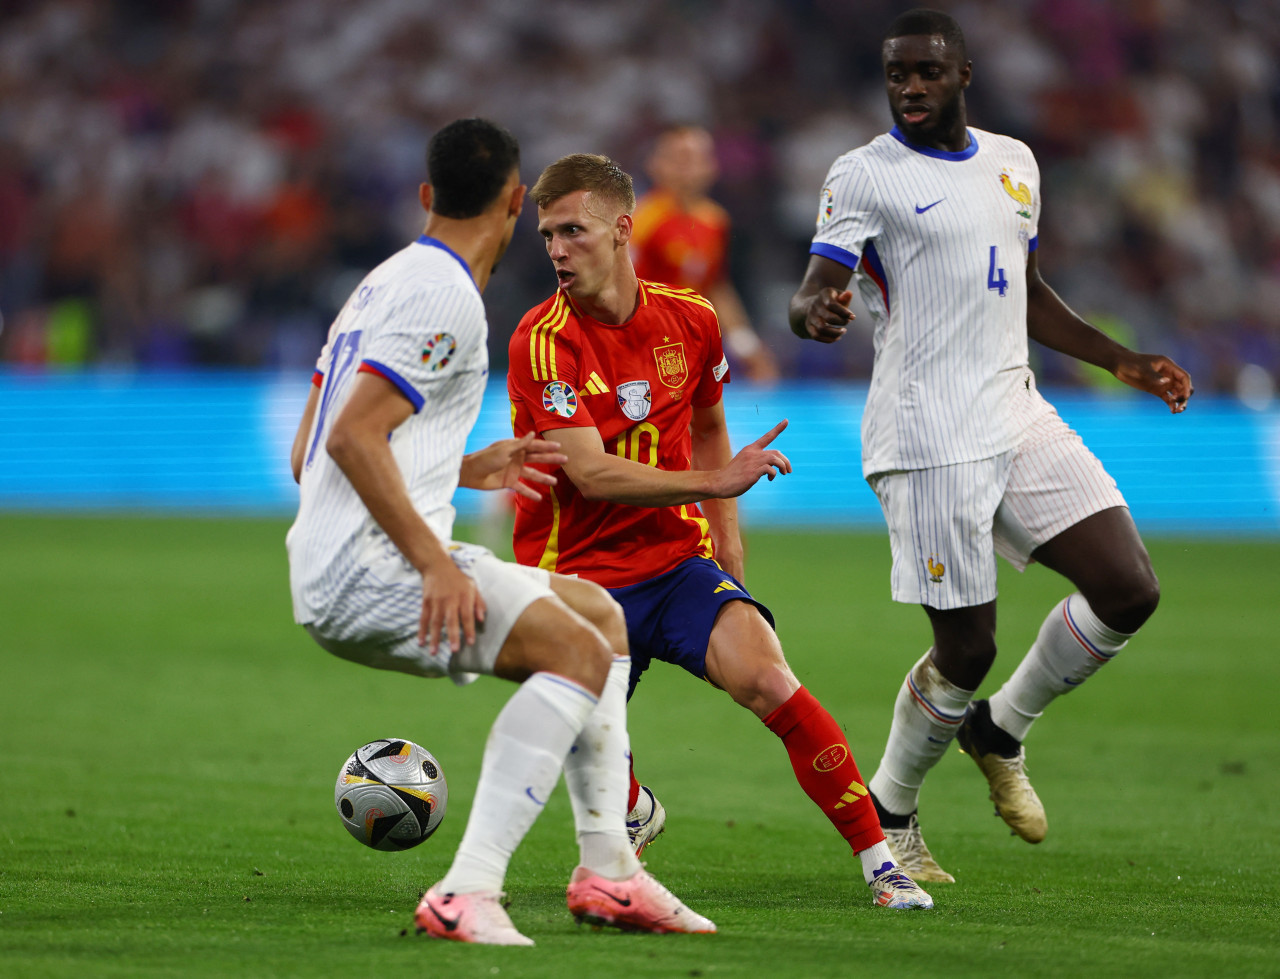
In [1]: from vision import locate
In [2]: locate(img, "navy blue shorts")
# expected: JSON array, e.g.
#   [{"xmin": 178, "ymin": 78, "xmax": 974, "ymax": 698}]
[{"xmin": 607, "ymin": 555, "xmax": 775, "ymax": 698}]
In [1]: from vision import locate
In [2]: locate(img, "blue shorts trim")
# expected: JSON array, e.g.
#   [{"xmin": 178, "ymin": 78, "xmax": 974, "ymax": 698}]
[{"xmin": 607, "ymin": 556, "xmax": 775, "ymax": 698}]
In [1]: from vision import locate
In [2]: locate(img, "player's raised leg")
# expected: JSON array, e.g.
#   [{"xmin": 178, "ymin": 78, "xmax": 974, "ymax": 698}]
[
  {"xmin": 707, "ymin": 601, "xmax": 932, "ymax": 909},
  {"xmin": 964, "ymin": 506, "xmax": 1159, "ymax": 841}
]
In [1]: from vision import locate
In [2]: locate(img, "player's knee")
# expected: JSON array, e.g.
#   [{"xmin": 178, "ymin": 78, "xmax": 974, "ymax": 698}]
[
  {"xmin": 1098, "ymin": 570, "xmax": 1160, "ymax": 634},
  {"xmin": 726, "ymin": 661, "xmax": 799, "ymax": 719},
  {"xmin": 553, "ymin": 618, "xmax": 614, "ymax": 695},
  {"xmin": 930, "ymin": 631, "xmax": 997, "ymax": 689},
  {"xmin": 578, "ymin": 583, "xmax": 628, "ymax": 657}
]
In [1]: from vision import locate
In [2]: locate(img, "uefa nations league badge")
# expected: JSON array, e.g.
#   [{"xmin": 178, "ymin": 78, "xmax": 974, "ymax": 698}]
[{"xmin": 617, "ymin": 380, "xmax": 651, "ymax": 421}]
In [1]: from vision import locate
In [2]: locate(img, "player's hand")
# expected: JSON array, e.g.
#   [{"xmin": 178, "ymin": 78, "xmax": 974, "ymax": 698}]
[
  {"xmin": 460, "ymin": 432, "xmax": 568, "ymax": 500},
  {"xmin": 713, "ymin": 419, "xmax": 792, "ymax": 497},
  {"xmin": 800, "ymin": 288, "xmax": 854, "ymax": 344},
  {"xmin": 418, "ymin": 559, "xmax": 487, "ymax": 656},
  {"xmin": 1114, "ymin": 353, "xmax": 1194, "ymax": 414}
]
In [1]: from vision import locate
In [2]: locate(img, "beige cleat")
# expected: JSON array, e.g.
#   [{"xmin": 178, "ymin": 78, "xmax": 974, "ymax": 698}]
[
  {"xmin": 957, "ymin": 701, "xmax": 1048, "ymax": 844},
  {"xmin": 882, "ymin": 813, "xmax": 955, "ymax": 884}
]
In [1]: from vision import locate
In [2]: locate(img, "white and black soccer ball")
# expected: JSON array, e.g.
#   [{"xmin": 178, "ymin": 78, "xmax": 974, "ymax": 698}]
[{"xmin": 334, "ymin": 739, "xmax": 448, "ymax": 851}]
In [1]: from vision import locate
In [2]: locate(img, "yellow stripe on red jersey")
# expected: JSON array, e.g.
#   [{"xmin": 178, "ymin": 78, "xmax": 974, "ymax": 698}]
[
  {"xmin": 527, "ymin": 293, "xmax": 570, "ymax": 381},
  {"xmin": 506, "ymin": 283, "xmax": 730, "ymax": 588}
]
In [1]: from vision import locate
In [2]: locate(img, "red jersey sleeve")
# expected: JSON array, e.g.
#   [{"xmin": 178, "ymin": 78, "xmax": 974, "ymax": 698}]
[
  {"xmin": 508, "ymin": 295, "xmax": 600, "ymax": 436},
  {"xmin": 691, "ymin": 304, "xmax": 729, "ymax": 408}
]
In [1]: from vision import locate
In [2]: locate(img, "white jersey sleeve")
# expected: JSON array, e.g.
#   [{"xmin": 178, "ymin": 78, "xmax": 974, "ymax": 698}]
[
  {"xmin": 360, "ymin": 284, "xmax": 484, "ymax": 412},
  {"xmin": 811, "ymin": 153, "xmax": 883, "ymax": 269}
]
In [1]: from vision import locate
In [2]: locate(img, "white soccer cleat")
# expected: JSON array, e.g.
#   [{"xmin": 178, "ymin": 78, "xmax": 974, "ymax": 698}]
[
  {"xmin": 566, "ymin": 866, "xmax": 716, "ymax": 934},
  {"xmin": 414, "ymin": 885, "xmax": 534, "ymax": 946},
  {"xmin": 868, "ymin": 867, "xmax": 934, "ymax": 909},
  {"xmin": 882, "ymin": 813, "xmax": 955, "ymax": 884},
  {"xmin": 626, "ymin": 784, "xmax": 667, "ymax": 856}
]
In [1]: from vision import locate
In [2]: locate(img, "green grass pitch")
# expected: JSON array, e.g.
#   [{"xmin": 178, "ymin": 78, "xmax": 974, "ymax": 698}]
[{"xmin": 1, "ymin": 514, "xmax": 1276, "ymax": 977}]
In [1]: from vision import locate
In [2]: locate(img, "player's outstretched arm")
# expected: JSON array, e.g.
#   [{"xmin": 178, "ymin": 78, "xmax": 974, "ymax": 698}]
[
  {"xmin": 326, "ymin": 372, "xmax": 486, "ymax": 654},
  {"xmin": 549, "ymin": 418, "xmax": 790, "ymax": 508},
  {"xmin": 1026, "ymin": 252, "xmax": 1193, "ymax": 413},
  {"xmin": 788, "ymin": 254, "xmax": 856, "ymax": 343},
  {"xmin": 459, "ymin": 433, "xmax": 568, "ymax": 501}
]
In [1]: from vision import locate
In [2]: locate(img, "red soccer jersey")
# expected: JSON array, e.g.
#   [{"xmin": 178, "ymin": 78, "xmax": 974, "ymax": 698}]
[
  {"xmin": 630, "ymin": 189, "xmax": 730, "ymax": 296},
  {"xmin": 507, "ymin": 280, "xmax": 731, "ymax": 587}
]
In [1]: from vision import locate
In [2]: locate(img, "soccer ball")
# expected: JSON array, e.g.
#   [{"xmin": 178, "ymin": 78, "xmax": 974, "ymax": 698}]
[{"xmin": 334, "ymin": 739, "xmax": 448, "ymax": 851}]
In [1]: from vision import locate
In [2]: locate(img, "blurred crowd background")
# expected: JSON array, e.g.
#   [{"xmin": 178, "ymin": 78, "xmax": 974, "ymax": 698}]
[{"xmin": 2, "ymin": 0, "xmax": 1278, "ymax": 401}]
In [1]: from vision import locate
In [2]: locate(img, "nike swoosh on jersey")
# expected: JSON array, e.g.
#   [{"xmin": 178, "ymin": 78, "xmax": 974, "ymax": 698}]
[
  {"xmin": 914, "ymin": 199, "xmax": 945, "ymax": 214},
  {"xmin": 590, "ymin": 885, "xmax": 632, "ymax": 907}
]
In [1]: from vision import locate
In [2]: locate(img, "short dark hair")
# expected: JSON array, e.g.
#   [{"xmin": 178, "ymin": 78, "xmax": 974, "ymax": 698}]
[
  {"xmin": 530, "ymin": 153, "xmax": 636, "ymax": 215},
  {"xmin": 884, "ymin": 8, "xmax": 967, "ymax": 62},
  {"xmin": 426, "ymin": 118, "xmax": 520, "ymax": 219}
]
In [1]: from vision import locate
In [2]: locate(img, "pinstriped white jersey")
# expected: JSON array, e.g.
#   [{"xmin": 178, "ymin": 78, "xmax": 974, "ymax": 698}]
[
  {"xmin": 811, "ymin": 126, "xmax": 1047, "ymax": 476},
  {"xmin": 287, "ymin": 236, "xmax": 488, "ymax": 625}
]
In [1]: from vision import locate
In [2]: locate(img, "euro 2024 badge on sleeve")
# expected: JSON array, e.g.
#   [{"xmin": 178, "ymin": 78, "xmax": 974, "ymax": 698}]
[
  {"xmin": 422, "ymin": 333, "xmax": 457, "ymax": 372},
  {"xmin": 542, "ymin": 380, "xmax": 578, "ymax": 418},
  {"xmin": 617, "ymin": 380, "xmax": 651, "ymax": 421}
]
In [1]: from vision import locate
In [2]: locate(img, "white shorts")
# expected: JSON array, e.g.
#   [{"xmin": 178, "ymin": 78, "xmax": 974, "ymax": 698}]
[
  {"xmin": 869, "ymin": 408, "xmax": 1127, "ymax": 609},
  {"xmin": 304, "ymin": 541, "xmax": 553, "ymax": 682}
]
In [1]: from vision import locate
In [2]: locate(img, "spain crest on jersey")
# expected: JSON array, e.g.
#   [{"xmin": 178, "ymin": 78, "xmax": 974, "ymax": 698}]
[
  {"xmin": 617, "ymin": 380, "xmax": 651, "ymax": 421},
  {"xmin": 653, "ymin": 342, "xmax": 688, "ymax": 389},
  {"xmin": 542, "ymin": 380, "xmax": 578, "ymax": 417}
]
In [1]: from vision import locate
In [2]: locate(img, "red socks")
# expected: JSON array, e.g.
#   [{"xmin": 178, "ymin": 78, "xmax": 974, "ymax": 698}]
[
  {"xmin": 763, "ymin": 686, "xmax": 884, "ymax": 853},
  {"xmin": 627, "ymin": 754, "xmax": 640, "ymax": 813}
]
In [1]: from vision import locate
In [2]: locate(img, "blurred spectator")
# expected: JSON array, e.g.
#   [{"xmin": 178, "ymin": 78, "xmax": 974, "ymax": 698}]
[
  {"xmin": 0, "ymin": 0, "xmax": 1275, "ymax": 400},
  {"xmin": 631, "ymin": 124, "xmax": 780, "ymax": 383}
]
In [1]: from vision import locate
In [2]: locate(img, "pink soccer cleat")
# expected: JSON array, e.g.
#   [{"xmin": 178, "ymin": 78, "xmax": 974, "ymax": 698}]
[
  {"xmin": 414, "ymin": 885, "xmax": 534, "ymax": 946},
  {"xmin": 566, "ymin": 866, "xmax": 716, "ymax": 934}
]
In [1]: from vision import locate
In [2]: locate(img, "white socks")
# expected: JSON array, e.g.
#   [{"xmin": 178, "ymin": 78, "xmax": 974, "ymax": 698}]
[
  {"xmin": 989, "ymin": 594, "xmax": 1131, "ymax": 742},
  {"xmin": 869, "ymin": 650, "xmax": 975, "ymax": 816},
  {"xmin": 563, "ymin": 657, "xmax": 641, "ymax": 881},
  {"xmin": 857, "ymin": 840, "xmax": 897, "ymax": 885},
  {"xmin": 438, "ymin": 671, "xmax": 598, "ymax": 894}
]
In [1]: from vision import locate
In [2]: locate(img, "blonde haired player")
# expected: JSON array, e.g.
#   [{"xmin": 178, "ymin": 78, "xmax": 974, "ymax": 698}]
[{"xmin": 507, "ymin": 152, "xmax": 932, "ymax": 910}]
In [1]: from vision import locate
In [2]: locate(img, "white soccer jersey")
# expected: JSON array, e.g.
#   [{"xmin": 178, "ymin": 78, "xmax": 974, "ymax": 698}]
[
  {"xmin": 811, "ymin": 126, "xmax": 1048, "ymax": 476},
  {"xmin": 287, "ymin": 236, "xmax": 489, "ymax": 625}
]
